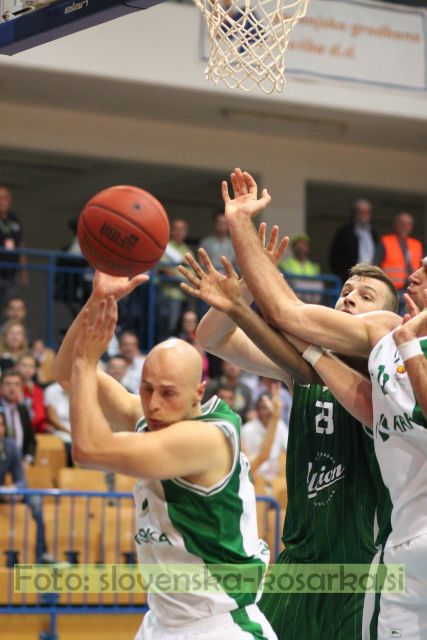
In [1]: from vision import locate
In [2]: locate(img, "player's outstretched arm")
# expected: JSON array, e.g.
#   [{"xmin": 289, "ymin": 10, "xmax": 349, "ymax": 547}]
[
  {"xmin": 393, "ymin": 293, "xmax": 427, "ymax": 422},
  {"xmin": 178, "ymin": 242, "xmax": 315, "ymax": 384},
  {"xmin": 54, "ymin": 270, "xmax": 147, "ymax": 431},
  {"xmin": 224, "ymin": 168, "xmax": 398, "ymax": 357},
  {"xmin": 70, "ymin": 297, "xmax": 232, "ymax": 479}
]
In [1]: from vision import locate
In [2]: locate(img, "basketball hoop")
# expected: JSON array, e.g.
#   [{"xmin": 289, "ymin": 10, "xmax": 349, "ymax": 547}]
[{"xmin": 194, "ymin": 0, "xmax": 310, "ymax": 94}]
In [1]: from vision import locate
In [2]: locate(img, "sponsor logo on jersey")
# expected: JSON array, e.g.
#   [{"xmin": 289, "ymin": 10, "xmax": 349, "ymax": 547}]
[
  {"xmin": 376, "ymin": 412, "xmax": 417, "ymax": 442},
  {"xmin": 389, "ymin": 629, "xmax": 402, "ymax": 638},
  {"xmin": 135, "ymin": 527, "xmax": 173, "ymax": 546},
  {"xmin": 307, "ymin": 452, "xmax": 345, "ymax": 505},
  {"xmin": 141, "ymin": 498, "xmax": 149, "ymax": 516},
  {"xmin": 396, "ymin": 365, "xmax": 406, "ymax": 374}
]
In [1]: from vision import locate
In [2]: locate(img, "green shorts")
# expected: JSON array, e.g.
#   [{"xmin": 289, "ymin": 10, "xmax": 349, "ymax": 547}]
[{"xmin": 259, "ymin": 549, "xmax": 365, "ymax": 640}]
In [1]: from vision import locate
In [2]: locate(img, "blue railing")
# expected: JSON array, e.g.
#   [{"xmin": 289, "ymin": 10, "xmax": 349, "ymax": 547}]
[
  {"xmin": 0, "ymin": 248, "xmax": 342, "ymax": 352},
  {"xmin": 0, "ymin": 488, "xmax": 282, "ymax": 639}
]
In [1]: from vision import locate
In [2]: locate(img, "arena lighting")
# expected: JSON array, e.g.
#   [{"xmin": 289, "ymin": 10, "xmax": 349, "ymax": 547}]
[{"xmin": 220, "ymin": 107, "xmax": 348, "ymax": 137}]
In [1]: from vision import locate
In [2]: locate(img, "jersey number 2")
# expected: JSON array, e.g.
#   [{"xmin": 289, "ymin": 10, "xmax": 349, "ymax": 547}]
[{"xmin": 315, "ymin": 401, "xmax": 334, "ymax": 434}]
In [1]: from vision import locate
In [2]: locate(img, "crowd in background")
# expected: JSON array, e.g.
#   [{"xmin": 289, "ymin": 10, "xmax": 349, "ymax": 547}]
[{"xmin": 0, "ymin": 183, "xmax": 425, "ymax": 519}]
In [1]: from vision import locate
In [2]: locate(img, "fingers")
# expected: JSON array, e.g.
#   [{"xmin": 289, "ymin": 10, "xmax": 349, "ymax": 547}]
[
  {"xmin": 241, "ymin": 170, "xmax": 257, "ymax": 194},
  {"xmin": 258, "ymin": 222, "xmax": 266, "ymax": 247},
  {"xmin": 259, "ymin": 189, "xmax": 272, "ymax": 208},
  {"xmin": 129, "ymin": 274, "xmax": 150, "ymax": 290},
  {"xmin": 198, "ymin": 248, "xmax": 216, "ymax": 273},
  {"xmin": 276, "ymin": 235, "xmax": 289, "ymax": 257},
  {"xmin": 221, "ymin": 256, "xmax": 237, "ymax": 279},
  {"xmin": 221, "ymin": 180, "xmax": 231, "ymax": 203},
  {"xmin": 183, "ymin": 252, "xmax": 205, "ymax": 279},
  {"xmin": 177, "ymin": 265, "xmax": 201, "ymax": 288},
  {"xmin": 180, "ymin": 282, "xmax": 202, "ymax": 299},
  {"xmin": 403, "ymin": 293, "xmax": 419, "ymax": 318},
  {"xmin": 266, "ymin": 226, "xmax": 279, "ymax": 253}
]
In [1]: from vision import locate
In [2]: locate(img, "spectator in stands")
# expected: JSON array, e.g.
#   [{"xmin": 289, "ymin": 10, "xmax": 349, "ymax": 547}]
[
  {"xmin": 176, "ymin": 310, "xmax": 210, "ymax": 381},
  {"xmin": 279, "ymin": 233, "xmax": 322, "ymax": 302},
  {"xmin": 31, "ymin": 339, "xmax": 56, "ymax": 386},
  {"xmin": 205, "ymin": 360, "xmax": 254, "ymax": 421},
  {"xmin": 375, "ymin": 212, "xmax": 424, "ymax": 313},
  {"xmin": 159, "ymin": 219, "xmax": 195, "ymax": 336},
  {"xmin": 0, "ymin": 320, "xmax": 30, "ymax": 371},
  {"xmin": 329, "ymin": 199, "xmax": 378, "ymax": 283},
  {"xmin": 254, "ymin": 376, "xmax": 292, "ymax": 427},
  {"xmin": 0, "ymin": 369, "xmax": 36, "ymax": 464},
  {"xmin": 44, "ymin": 382, "xmax": 73, "ymax": 466},
  {"xmin": 0, "ymin": 187, "xmax": 29, "ymax": 308},
  {"xmin": 241, "ymin": 384, "xmax": 287, "ymax": 479},
  {"xmin": 216, "ymin": 384, "xmax": 235, "ymax": 408},
  {"xmin": 118, "ymin": 331, "xmax": 145, "ymax": 394},
  {"xmin": 105, "ymin": 355, "xmax": 128, "ymax": 385},
  {"xmin": 199, "ymin": 211, "xmax": 236, "ymax": 271},
  {"xmin": 17, "ymin": 355, "xmax": 50, "ymax": 434},
  {"xmin": 0, "ymin": 410, "xmax": 51, "ymax": 563},
  {"xmin": 1, "ymin": 295, "xmax": 29, "ymax": 333}
]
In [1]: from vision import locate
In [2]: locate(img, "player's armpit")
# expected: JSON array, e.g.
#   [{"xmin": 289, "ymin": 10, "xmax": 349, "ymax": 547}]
[{"xmin": 82, "ymin": 421, "xmax": 233, "ymax": 482}]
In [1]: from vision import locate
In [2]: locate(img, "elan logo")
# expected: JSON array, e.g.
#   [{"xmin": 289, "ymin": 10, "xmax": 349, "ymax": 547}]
[{"xmin": 64, "ymin": 0, "xmax": 89, "ymax": 14}]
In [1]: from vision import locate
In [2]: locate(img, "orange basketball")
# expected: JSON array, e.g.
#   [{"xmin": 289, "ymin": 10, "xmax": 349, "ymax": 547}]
[{"xmin": 77, "ymin": 185, "xmax": 170, "ymax": 277}]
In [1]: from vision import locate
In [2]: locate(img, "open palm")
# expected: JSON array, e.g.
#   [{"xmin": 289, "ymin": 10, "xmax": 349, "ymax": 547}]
[
  {"xmin": 178, "ymin": 250, "xmax": 241, "ymax": 314},
  {"xmin": 92, "ymin": 270, "xmax": 149, "ymax": 302},
  {"xmin": 222, "ymin": 168, "xmax": 271, "ymax": 220}
]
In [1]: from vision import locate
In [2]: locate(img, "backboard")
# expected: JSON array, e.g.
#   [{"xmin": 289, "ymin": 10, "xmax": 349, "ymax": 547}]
[{"xmin": 0, "ymin": 0, "xmax": 166, "ymax": 54}]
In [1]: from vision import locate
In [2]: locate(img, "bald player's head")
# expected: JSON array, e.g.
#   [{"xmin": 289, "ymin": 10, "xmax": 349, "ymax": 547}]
[{"xmin": 140, "ymin": 339, "xmax": 206, "ymax": 430}]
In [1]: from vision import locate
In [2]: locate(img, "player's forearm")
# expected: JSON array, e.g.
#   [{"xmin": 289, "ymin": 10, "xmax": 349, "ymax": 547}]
[
  {"xmin": 313, "ymin": 350, "xmax": 373, "ymax": 428},
  {"xmin": 70, "ymin": 358, "xmax": 115, "ymax": 466},
  {"xmin": 196, "ymin": 280, "xmax": 253, "ymax": 351},
  {"xmin": 403, "ymin": 356, "xmax": 427, "ymax": 420},
  {"xmin": 227, "ymin": 215, "xmax": 302, "ymax": 323},
  {"xmin": 228, "ymin": 297, "xmax": 315, "ymax": 384},
  {"xmin": 53, "ymin": 296, "xmax": 103, "ymax": 387}
]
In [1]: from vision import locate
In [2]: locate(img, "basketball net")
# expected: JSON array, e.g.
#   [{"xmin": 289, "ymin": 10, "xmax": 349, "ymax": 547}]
[{"xmin": 194, "ymin": 0, "xmax": 310, "ymax": 94}]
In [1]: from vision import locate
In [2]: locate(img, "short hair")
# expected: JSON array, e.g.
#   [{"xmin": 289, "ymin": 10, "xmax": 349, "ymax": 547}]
[
  {"xmin": 5, "ymin": 295, "xmax": 26, "ymax": 307},
  {"xmin": 346, "ymin": 263, "xmax": 399, "ymax": 313},
  {"xmin": 119, "ymin": 331, "xmax": 138, "ymax": 342},
  {"xmin": 1, "ymin": 368, "xmax": 24, "ymax": 384},
  {"xmin": 107, "ymin": 354, "xmax": 127, "ymax": 364}
]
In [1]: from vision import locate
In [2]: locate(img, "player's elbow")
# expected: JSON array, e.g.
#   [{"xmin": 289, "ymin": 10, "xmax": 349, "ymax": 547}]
[{"xmin": 71, "ymin": 442, "xmax": 98, "ymax": 468}]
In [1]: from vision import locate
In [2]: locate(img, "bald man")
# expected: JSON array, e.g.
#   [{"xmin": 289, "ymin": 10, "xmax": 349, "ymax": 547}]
[{"xmin": 54, "ymin": 272, "xmax": 277, "ymax": 640}]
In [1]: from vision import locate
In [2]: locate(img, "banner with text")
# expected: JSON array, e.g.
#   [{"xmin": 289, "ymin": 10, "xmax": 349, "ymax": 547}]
[{"xmin": 200, "ymin": 0, "xmax": 427, "ymax": 91}]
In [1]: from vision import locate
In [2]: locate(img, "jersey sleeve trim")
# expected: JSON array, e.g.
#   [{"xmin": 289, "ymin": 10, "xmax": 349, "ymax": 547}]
[{"xmin": 171, "ymin": 419, "xmax": 239, "ymax": 497}]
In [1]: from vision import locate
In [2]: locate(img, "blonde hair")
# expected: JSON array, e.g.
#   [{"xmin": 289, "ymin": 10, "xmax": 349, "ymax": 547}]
[{"xmin": 0, "ymin": 320, "xmax": 29, "ymax": 358}]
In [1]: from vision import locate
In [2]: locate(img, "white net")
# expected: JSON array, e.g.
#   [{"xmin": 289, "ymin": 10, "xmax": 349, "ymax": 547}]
[{"xmin": 194, "ymin": 0, "xmax": 310, "ymax": 94}]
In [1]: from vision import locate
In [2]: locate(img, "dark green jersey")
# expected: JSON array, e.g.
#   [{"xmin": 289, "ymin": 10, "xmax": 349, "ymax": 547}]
[{"xmin": 282, "ymin": 383, "xmax": 392, "ymax": 563}]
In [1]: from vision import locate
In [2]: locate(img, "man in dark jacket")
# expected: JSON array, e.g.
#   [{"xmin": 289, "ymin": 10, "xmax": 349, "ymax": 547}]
[
  {"xmin": 329, "ymin": 199, "xmax": 378, "ymax": 283},
  {"xmin": 0, "ymin": 369, "xmax": 36, "ymax": 463}
]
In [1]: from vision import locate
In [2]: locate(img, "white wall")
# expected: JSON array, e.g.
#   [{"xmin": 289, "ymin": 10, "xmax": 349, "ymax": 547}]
[{"xmin": 1, "ymin": 98, "xmax": 426, "ymax": 240}]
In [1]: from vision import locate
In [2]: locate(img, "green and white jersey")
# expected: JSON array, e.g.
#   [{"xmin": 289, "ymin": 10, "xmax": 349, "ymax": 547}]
[
  {"xmin": 369, "ymin": 332, "xmax": 427, "ymax": 548},
  {"xmin": 133, "ymin": 395, "xmax": 270, "ymax": 627},
  {"xmin": 282, "ymin": 383, "xmax": 392, "ymax": 563}
]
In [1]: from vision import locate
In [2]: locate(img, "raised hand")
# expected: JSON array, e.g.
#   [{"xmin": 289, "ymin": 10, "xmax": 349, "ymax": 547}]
[
  {"xmin": 74, "ymin": 296, "xmax": 118, "ymax": 363},
  {"xmin": 258, "ymin": 222, "xmax": 289, "ymax": 266},
  {"xmin": 92, "ymin": 269, "xmax": 149, "ymax": 302},
  {"xmin": 394, "ymin": 290, "xmax": 427, "ymax": 345},
  {"xmin": 222, "ymin": 168, "xmax": 271, "ymax": 221},
  {"xmin": 178, "ymin": 248, "xmax": 242, "ymax": 314}
]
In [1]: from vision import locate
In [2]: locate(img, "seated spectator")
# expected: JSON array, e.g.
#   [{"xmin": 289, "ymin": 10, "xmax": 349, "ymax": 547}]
[
  {"xmin": 241, "ymin": 385, "xmax": 287, "ymax": 481},
  {"xmin": 375, "ymin": 211, "xmax": 424, "ymax": 313},
  {"xmin": 205, "ymin": 360, "xmax": 254, "ymax": 421},
  {"xmin": 0, "ymin": 186, "xmax": 29, "ymax": 309},
  {"xmin": 254, "ymin": 376, "xmax": 292, "ymax": 426},
  {"xmin": 216, "ymin": 384, "xmax": 235, "ymax": 408},
  {"xmin": 0, "ymin": 320, "xmax": 30, "ymax": 371},
  {"xmin": 0, "ymin": 369, "xmax": 36, "ymax": 464},
  {"xmin": 329, "ymin": 199, "xmax": 378, "ymax": 283},
  {"xmin": 43, "ymin": 382, "xmax": 72, "ymax": 466},
  {"xmin": 176, "ymin": 310, "xmax": 210, "ymax": 380},
  {"xmin": 279, "ymin": 233, "xmax": 322, "ymax": 303},
  {"xmin": 158, "ymin": 219, "xmax": 195, "ymax": 337},
  {"xmin": 199, "ymin": 211, "xmax": 236, "ymax": 272},
  {"xmin": 1, "ymin": 296, "xmax": 29, "ymax": 335},
  {"xmin": 118, "ymin": 331, "xmax": 145, "ymax": 394},
  {"xmin": 105, "ymin": 355, "xmax": 128, "ymax": 385},
  {"xmin": 17, "ymin": 355, "xmax": 50, "ymax": 433},
  {"xmin": 0, "ymin": 410, "xmax": 50, "ymax": 563},
  {"xmin": 31, "ymin": 339, "xmax": 56, "ymax": 386}
]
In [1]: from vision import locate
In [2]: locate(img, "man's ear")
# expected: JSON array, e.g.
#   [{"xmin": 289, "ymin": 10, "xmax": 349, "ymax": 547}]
[{"xmin": 195, "ymin": 381, "xmax": 207, "ymax": 405}]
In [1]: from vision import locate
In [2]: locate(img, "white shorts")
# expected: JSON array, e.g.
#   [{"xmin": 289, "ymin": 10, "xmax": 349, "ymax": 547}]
[
  {"xmin": 134, "ymin": 605, "xmax": 278, "ymax": 640},
  {"xmin": 364, "ymin": 533, "xmax": 427, "ymax": 640}
]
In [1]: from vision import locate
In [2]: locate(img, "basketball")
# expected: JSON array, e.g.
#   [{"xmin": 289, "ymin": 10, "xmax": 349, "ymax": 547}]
[{"xmin": 77, "ymin": 185, "xmax": 170, "ymax": 277}]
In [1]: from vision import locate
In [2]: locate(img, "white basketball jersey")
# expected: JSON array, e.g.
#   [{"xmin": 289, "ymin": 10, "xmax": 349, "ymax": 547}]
[
  {"xmin": 369, "ymin": 332, "xmax": 427, "ymax": 547},
  {"xmin": 132, "ymin": 396, "xmax": 269, "ymax": 627}
]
